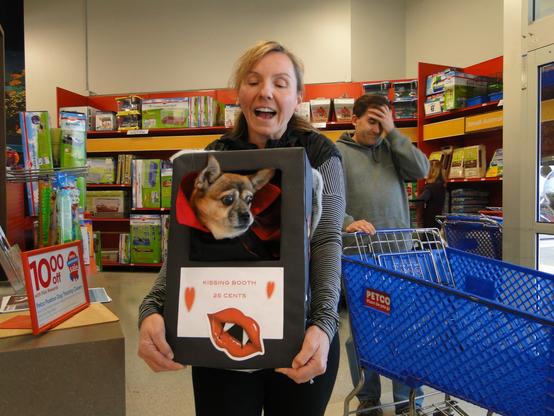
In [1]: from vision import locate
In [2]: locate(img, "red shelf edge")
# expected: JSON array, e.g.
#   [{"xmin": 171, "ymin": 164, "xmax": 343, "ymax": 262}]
[{"xmin": 447, "ymin": 177, "xmax": 503, "ymax": 183}]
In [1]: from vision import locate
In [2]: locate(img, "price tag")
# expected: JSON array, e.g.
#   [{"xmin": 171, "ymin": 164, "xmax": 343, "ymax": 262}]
[
  {"xmin": 126, "ymin": 129, "xmax": 149, "ymax": 136},
  {"xmin": 21, "ymin": 241, "xmax": 90, "ymax": 335}
]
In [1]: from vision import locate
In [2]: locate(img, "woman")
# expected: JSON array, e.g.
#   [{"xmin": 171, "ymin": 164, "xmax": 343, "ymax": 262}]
[
  {"xmin": 137, "ymin": 40, "xmax": 345, "ymax": 416},
  {"xmin": 419, "ymin": 159, "xmax": 447, "ymax": 228}
]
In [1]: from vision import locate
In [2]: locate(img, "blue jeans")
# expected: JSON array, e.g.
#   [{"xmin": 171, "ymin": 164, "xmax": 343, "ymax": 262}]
[{"xmin": 345, "ymin": 336, "xmax": 424, "ymax": 408}]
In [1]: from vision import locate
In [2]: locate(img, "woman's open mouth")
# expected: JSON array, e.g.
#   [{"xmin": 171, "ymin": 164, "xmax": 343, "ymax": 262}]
[
  {"xmin": 254, "ymin": 107, "xmax": 277, "ymax": 120},
  {"xmin": 207, "ymin": 308, "xmax": 264, "ymax": 360}
]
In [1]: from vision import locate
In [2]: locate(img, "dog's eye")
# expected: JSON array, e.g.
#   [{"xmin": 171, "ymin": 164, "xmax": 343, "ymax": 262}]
[
  {"xmin": 244, "ymin": 195, "xmax": 253, "ymax": 204},
  {"xmin": 221, "ymin": 195, "xmax": 235, "ymax": 206}
]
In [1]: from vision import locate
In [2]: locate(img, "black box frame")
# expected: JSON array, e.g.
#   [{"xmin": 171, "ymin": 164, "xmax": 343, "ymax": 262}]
[{"xmin": 164, "ymin": 148, "xmax": 312, "ymax": 369}]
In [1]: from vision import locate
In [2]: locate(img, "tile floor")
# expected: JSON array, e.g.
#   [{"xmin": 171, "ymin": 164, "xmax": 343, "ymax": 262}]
[{"xmin": 86, "ymin": 271, "xmax": 491, "ymax": 415}]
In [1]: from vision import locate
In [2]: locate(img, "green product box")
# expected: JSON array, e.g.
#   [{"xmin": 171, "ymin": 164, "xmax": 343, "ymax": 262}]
[
  {"xmin": 142, "ymin": 98, "xmax": 190, "ymax": 129},
  {"xmin": 443, "ymin": 74, "xmax": 487, "ymax": 110},
  {"xmin": 135, "ymin": 159, "xmax": 161, "ymax": 208},
  {"xmin": 87, "ymin": 157, "xmax": 116, "ymax": 184},
  {"xmin": 130, "ymin": 215, "xmax": 161, "ymax": 264},
  {"xmin": 161, "ymin": 161, "xmax": 172, "ymax": 208},
  {"xmin": 86, "ymin": 190, "xmax": 126, "ymax": 217}
]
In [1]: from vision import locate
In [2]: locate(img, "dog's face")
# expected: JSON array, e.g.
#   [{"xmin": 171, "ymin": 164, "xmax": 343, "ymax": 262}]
[{"xmin": 189, "ymin": 155, "xmax": 275, "ymax": 240}]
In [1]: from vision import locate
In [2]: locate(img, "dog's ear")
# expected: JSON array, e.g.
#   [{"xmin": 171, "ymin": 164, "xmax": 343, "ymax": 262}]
[
  {"xmin": 249, "ymin": 168, "xmax": 275, "ymax": 192},
  {"xmin": 195, "ymin": 155, "xmax": 222, "ymax": 190}
]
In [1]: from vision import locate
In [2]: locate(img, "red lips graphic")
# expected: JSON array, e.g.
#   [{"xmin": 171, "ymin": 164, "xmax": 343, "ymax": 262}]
[{"xmin": 207, "ymin": 308, "xmax": 264, "ymax": 360}]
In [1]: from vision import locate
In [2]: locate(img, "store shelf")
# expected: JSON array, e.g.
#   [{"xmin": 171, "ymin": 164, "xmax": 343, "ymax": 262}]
[
  {"xmin": 131, "ymin": 207, "xmax": 171, "ymax": 212},
  {"xmin": 87, "ymin": 134, "xmax": 223, "ymax": 152},
  {"xmin": 91, "ymin": 217, "xmax": 130, "ymax": 222},
  {"xmin": 87, "ymin": 183, "xmax": 131, "ymax": 188},
  {"xmin": 424, "ymin": 100, "xmax": 502, "ymax": 122},
  {"xmin": 465, "ymin": 110, "xmax": 503, "ymax": 133},
  {"xmin": 447, "ymin": 177, "xmax": 502, "ymax": 183},
  {"xmin": 102, "ymin": 261, "xmax": 162, "ymax": 267},
  {"xmin": 88, "ymin": 126, "xmax": 228, "ymax": 138},
  {"xmin": 423, "ymin": 117, "xmax": 465, "ymax": 141}
]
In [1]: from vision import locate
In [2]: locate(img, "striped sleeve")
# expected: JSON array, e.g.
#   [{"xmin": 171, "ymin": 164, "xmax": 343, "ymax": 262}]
[
  {"xmin": 138, "ymin": 261, "xmax": 167, "ymax": 327},
  {"xmin": 308, "ymin": 156, "xmax": 345, "ymax": 340}
]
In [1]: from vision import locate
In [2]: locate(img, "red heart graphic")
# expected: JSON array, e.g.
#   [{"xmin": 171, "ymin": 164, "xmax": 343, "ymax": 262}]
[
  {"xmin": 184, "ymin": 287, "xmax": 195, "ymax": 311},
  {"xmin": 266, "ymin": 281, "xmax": 275, "ymax": 299}
]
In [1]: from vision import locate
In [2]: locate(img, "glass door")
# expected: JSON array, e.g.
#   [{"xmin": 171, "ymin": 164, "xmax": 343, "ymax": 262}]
[{"xmin": 527, "ymin": 44, "xmax": 554, "ymax": 271}]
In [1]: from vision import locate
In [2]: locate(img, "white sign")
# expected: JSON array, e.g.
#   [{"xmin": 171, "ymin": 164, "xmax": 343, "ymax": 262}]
[
  {"xmin": 177, "ymin": 267, "xmax": 284, "ymax": 361},
  {"xmin": 21, "ymin": 241, "xmax": 90, "ymax": 334}
]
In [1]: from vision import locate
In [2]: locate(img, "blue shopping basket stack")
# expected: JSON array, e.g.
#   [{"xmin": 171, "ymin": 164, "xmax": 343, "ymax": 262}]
[
  {"xmin": 342, "ymin": 229, "xmax": 554, "ymax": 416},
  {"xmin": 437, "ymin": 214, "xmax": 503, "ymax": 260}
]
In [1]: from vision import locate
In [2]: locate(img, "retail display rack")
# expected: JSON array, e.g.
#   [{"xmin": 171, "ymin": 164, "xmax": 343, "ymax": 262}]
[{"xmin": 50, "ymin": 58, "xmax": 506, "ymax": 270}]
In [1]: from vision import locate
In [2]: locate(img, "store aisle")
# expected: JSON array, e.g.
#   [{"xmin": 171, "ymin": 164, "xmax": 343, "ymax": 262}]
[{"xmin": 91, "ymin": 271, "xmax": 488, "ymax": 416}]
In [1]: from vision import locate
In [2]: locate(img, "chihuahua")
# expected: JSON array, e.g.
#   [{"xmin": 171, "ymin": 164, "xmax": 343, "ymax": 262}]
[{"xmin": 190, "ymin": 155, "xmax": 275, "ymax": 240}]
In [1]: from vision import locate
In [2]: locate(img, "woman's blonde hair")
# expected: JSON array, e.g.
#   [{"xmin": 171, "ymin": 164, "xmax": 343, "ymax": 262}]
[
  {"xmin": 427, "ymin": 159, "xmax": 446, "ymax": 184},
  {"xmin": 229, "ymin": 41, "xmax": 315, "ymax": 139}
]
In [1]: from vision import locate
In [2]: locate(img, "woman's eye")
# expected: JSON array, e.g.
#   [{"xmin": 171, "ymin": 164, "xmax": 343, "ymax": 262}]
[{"xmin": 222, "ymin": 195, "xmax": 234, "ymax": 206}]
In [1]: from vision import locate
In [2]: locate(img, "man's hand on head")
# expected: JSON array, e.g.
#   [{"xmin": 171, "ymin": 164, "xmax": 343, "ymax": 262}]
[{"xmin": 367, "ymin": 105, "xmax": 395, "ymax": 135}]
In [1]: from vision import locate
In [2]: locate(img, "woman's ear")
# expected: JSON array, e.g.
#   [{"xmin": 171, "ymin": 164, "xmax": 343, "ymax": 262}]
[{"xmin": 295, "ymin": 93, "xmax": 303, "ymax": 109}]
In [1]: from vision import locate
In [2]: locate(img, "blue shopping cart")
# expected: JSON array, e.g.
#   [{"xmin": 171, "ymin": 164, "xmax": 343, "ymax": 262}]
[
  {"xmin": 436, "ymin": 214, "xmax": 503, "ymax": 260},
  {"xmin": 342, "ymin": 229, "xmax": 554, "ymax": 416}
]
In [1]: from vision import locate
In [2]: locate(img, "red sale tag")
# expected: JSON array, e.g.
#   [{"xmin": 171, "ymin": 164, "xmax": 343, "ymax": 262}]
[
  {"xmin": 364, "ymin": 288, "xmax": 391, "ymax": 315},
  {"xmin": 21, "ymin": 241, "xmax": 90, "ymax": 335}
]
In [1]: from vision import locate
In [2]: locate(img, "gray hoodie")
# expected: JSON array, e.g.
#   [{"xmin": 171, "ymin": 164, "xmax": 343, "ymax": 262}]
[{"xmin": 336, "ymin": 129, "xmax": 429, "ymax": 230}]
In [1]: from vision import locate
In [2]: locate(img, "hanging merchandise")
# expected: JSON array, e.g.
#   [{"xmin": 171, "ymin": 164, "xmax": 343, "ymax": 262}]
[
  {"xmin": 59, "ymin": 111, "xmax": 87, "ymax": 210},
  {"xmin": 19, "ymin": 111, "xmax": 54, "ymax": 216}
]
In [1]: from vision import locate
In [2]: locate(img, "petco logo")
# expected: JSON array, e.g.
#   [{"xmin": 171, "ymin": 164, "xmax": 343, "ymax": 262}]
[{"xmin": 364, "ymin": 288, "xmax": 391, "ymax": 315}]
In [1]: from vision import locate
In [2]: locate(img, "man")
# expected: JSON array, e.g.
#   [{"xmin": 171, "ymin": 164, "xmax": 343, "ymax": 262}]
[{"xmin": 336, "ymin": 94, "xmax": 429, "ymax": 415}]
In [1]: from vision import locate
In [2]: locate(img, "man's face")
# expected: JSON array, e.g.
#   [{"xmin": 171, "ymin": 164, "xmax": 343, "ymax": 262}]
[{"xmin": 352, "ymin": 108, "xmax": 383, "ymax": 146}]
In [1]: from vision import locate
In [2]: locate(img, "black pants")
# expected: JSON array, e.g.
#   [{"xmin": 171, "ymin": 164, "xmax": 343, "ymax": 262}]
[{"xmin": 192, "ymin": 333, "xmax": 340, "ymax": 416}]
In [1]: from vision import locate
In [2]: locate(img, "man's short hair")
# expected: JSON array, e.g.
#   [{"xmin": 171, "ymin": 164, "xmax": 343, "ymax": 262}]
[{"xmin": 353, "ymin": 94, "xmax": 391, "ymax": 117}]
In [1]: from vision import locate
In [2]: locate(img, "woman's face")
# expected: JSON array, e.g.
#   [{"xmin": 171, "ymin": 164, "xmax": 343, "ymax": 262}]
[{"xmin": 237, "ymin": 51, "xmax": 302, "ymax": 147}]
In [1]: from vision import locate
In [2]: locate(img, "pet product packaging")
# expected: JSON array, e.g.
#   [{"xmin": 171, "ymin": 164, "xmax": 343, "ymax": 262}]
[
  {"xmin": 294, "ymin": 102, "xmax": 311, "ymax": 123},
  {"xmin": 486, "ymin": 148, "xmax": 503, "ymax": 178},
  {"xmin": 59, "ymin": 106, "xmax": 100, "ymax": 131},
  {"xmin": 165, "ymin": 148, "xmax": 312, "ymax": 369},
  {"xmin": 199, "ymin": 96, "xmax": 218, "ymax": 127},
  {"xmin": 443, "ymin": 73, "xmax": 487, "ymax": 110},
  {"xmin": 424, "ymin": 93, "xmax": 445, "ymax": 115},
  {"xmin": 116, "ymin": 111, "xmax": 141, "ymax": 130},
  {"xmin": 130, "ymin": 214, "xmax": 162, "ymax": 264},
  {"xmin": 463, "ymin": 145, "xmax": 487, "ymax": 178},
  {"xmin": 142, "ymin": 98, "xmax": 189, "ymax": 129},
  {"xmin": 115, "ymin": 95, "xmax": 142, "ymax": 112},
  {"xmin": 393, "ymin": 81, "xmax": 417, "ymax": 101},
  {"xmin": 310, "ymin": 98, "xmax": 331, "ymax": 123},
  {"xmin": 118, "ymin": 233, "xmax": 131, "ymax": 264},
  {"xmin": 95, "ymin": 112, "xmax": 117, "ymax": 131},
  {"xmin": 333, "ymin": 98, "xmax": 355, "ymax": 122},
  {"xmin": 161, "ymin": 160, "xmax": 173, "ymax": 209},
  {"xmin": 362, "ymin": 81, "xmax": 390, "ymax": 97},
  {"xmin": 449, "ymin": 147, "xmax": 466, "ymax": 179},
  {"xmin": 189, "ymin": 96, "xmax": 200, "ymax": 127},
  {"xmin": 20, "ymin": 111, "xmax": 54, "ymax": 216},
  {"xmin": 132, "ymin": 159, "xmax": 161, "ymax": 208},
  {"xmin": 87, "ymin": 157, "xmax": 116, "ymax": 184},
  {"xmin": 60, "ymin": 111, "xmax": 87, "ymax": 210},
  {"xmin": 86, "ymin": 190, "xmax": 126, "ymax": 217},
  {"xmin": 224, "ymin": 104, "xmax": 242, "ymax": 128}
]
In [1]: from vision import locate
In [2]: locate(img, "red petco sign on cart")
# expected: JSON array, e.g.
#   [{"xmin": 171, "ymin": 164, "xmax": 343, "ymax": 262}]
[{"xmin": 21, "ymin": 241, "xmax": 90, "ymax": 334}]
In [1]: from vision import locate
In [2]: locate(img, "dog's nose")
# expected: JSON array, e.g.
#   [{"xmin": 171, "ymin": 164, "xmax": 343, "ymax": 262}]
[{"xmin": 239, "ymin": 211, "xmax": 251, "ymax": 223}]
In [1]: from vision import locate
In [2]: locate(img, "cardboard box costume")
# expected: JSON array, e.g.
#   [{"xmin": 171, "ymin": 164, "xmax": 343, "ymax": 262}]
[{"xmin": 164, "ymin": 148, "xmax": 313, "ymax": 368}]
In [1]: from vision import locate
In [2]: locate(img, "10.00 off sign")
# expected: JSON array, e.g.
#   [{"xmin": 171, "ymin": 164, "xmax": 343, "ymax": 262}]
[{"xmin": 22, "ymin": 241, "xmax": 90, "ymax": 334}]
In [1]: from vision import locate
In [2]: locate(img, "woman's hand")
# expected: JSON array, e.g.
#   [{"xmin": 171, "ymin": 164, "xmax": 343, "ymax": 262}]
[
  {"xmin": 138, "ymin": 313, "xmax": 185, "ymax": 372},
  {"xmin": 346, "ymin": 219, "xmax": 376, "ymax": 235},
  {"xmin": 275, "ymin": 325, "xmax": 330, "ymax": 384}
]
